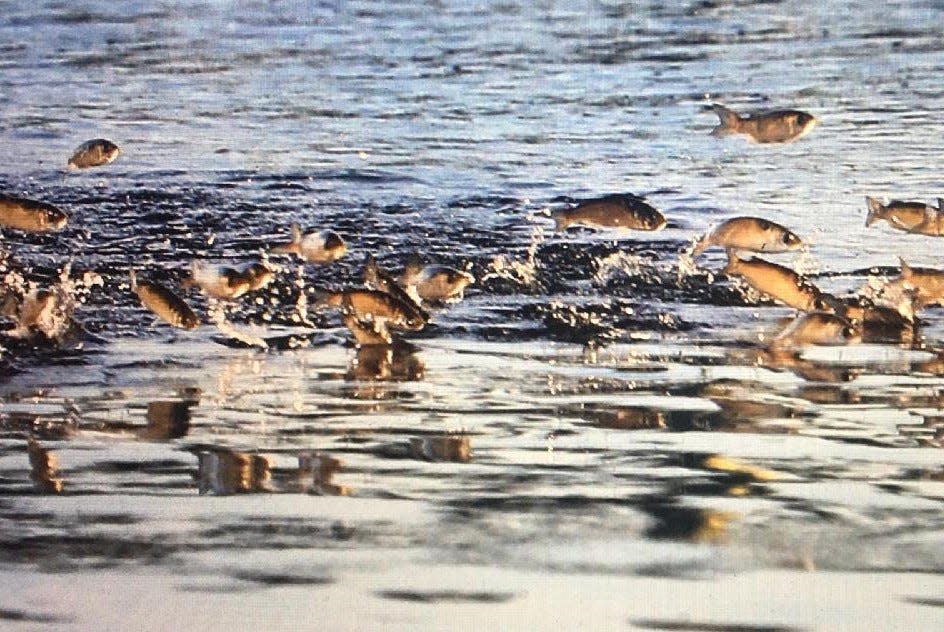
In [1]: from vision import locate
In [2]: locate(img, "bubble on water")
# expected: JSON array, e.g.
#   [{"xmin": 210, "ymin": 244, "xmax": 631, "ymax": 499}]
[
  {"xmin": 792, "ymin": 247, "xmax": 820, "ymax": 276},
  {"xmin": 592, "ymin": 251, "xmax": 645, "ymax": 286}
]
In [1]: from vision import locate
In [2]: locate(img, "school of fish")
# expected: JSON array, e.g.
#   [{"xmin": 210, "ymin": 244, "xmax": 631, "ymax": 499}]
[{"xmin": 1, "ymin": 104, "xmax": 941, "ymax": 360}]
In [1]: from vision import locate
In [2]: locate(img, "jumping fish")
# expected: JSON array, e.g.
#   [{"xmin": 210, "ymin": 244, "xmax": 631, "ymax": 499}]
[
  {"xmin": 709, "ymin": 104, "xmax": 818, "ymax": 143},
  {"xmin": 692, "ymin": 216, "xmax": 802, "ymax": 258},
  {"xmin": 400, "ymin": 256, "xmax": 475, "ymax": 304},
  {"xmin": 67, "ymin": 138, "xmax": 121, "ymax": 169},
  {"xmin": 865, "ymin": 196, "xmax": 944, "ymax": 235},
  {"xmin": 131, "ymin": 270, "xmax": 200, "ymax": 330},
  {"xmin": 183, "ymin": 261, "xmax": 274, "ymax": 300},
  {"xmin": 551, "ymin": 193, "xmax": 666, "ymax": 232},
  {"xmin": 723, "ymin": 254, "xmax": 837, "ymax": 312},
  {"xmin": 321, "ymin": 289, "xmax": 426, "ymax": 345},
  {"xmin": 271, "ymin": 224, "xmax": 346, "ymax": 264},
  {"xmin": 0, "ymin": 193, "xmax": 68, "ymax": 233},
  {"xmin": 363, "ymin": 256, "xmax": 430, "ymax": 321},
  {"xmin": 899, "ymin": 258, "xmax": 944, "ymax": 309}
]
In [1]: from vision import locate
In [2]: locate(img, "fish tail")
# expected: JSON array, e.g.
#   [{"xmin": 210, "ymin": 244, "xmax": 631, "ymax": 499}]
[
  {"xmin": 709, "ymin": 104, "xmax": 740, "ymax": 137},
  {"xmin": 312, "ymin": 289, "xmax": 343, "ymax": 308},
  {"xmin": 363, "ymin": 255, "xmax": 381, "ymax": 285},
  {"xmin": 721, "ymin": 250, "xmax": 741, "ymax": 276},
  {"xmin": 691, "ymin": 233, "xmax": 711, "ymax": 258},
  {"xmin": 865, "ymin": 196, "xmax": 884, "ymax": 227},
  {"xmin": 550, "ymin": 210, "xmax": 569, "ymax": 232}
]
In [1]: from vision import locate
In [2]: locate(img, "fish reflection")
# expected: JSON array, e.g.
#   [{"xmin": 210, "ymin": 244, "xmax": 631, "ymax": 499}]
[
  {"xmin": 701, "ymin": 382, "xmax": 802, "ymax": 426},
  {"xmin": 897, "ymin": 414, "xmax": 944, "ymax": 448},
  {"xmin": 141, "ymin": 400, "xmax": 194, "ymax": 440},
  {"xmin": 746, "ymin": 347, "xmax": 858, "ymax": 383},
  {"xmin": 409, "ymin": 435, "xmax": 472, "ymax": 463},
  {"xmin": 27, "ymin": 438, "xmax": 63, "ymax": 493},
  {"xmin": 344, "ymin": 344, "xmax": 425, "ymax": 400},
  {"xmin": 297, "ymin": 452, "xmax": 350, "ymax": 496},
  {"xmin": 641, "ymin": 503, "xmax": 736, "ymax": 544},
  {"xmin": 582, "ymin": 407, "xmax": 666, "ymax": 430},
  {"xmin": 197, "ymin": 450, "xmax": 272, "ymax": 495}
]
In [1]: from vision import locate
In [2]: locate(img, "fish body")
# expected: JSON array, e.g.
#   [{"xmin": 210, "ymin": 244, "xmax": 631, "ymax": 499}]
[
  {"xmin": 865, "ymin": 196, "xmax": 944, "ymax": 235},
  {"xmin": 692, "ymin": 216, "xmax": 802, "ymax": 258},
  {"xmin": 710, "ymin": 104, "xmax": 817, "ymax": 143},
  {"xmin": 773, "ymin": 312, "xmax": 859, "ymax": 347},
  {"xmin": 723, "ymin": 254, "xmax": 826, "ymax": 311},
  {"xmin": 400, "ymin": 259, "xmax": 475, "ymax": 304},
  {"xmin": 322, "ymin": 289, "xmax": 426, "ymax": 345},
  {"xmin": 272, "ymin": 224, "xmax": 346, "ymax": 264},
  {"xmin": 551, "ymin": 194, "xmax": 666, "ymax": 232},
  {"xmin": 0, "ymin": 193, "xmax": 68, "ymax": 233},
  {"xmin": 899, "ymin": 258, "xmax": 944, "ymax": 308},
  {"xmin": 67, "ymin": 138, "xmax": 121, "ymax": 169},
  {"xmin": 183, "ymin": 261, "xmax": 273, "ymax": 300},
  {"xmin": 131, "ymin": 270, "xmax": 200, "ymax": 330}
]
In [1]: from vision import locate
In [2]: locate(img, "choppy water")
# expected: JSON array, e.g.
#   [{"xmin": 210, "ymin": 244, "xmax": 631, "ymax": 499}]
[{"xmin": 2, "ymin": 1, "xmax": 944, "ymax": 630}]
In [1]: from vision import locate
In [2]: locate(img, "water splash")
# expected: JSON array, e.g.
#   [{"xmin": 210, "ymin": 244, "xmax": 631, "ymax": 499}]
[
  {"xmin": 481, "ymin": 222, "xmax": 546, "ymax": 288},
  {"xmin": 208, "ymin": 300, "xmax": 269, "ymax": 349}
]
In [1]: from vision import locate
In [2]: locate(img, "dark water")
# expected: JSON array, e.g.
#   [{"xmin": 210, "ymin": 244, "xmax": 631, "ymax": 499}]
[{"xmin": 2, "ymin": 2, "xmax": 944, "ymax": 630}]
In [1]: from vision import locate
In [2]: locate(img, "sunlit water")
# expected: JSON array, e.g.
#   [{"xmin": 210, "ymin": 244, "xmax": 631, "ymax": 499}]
[{"xmin": 2, "ymin": 2, "xmax": 944, "ymax": 630}]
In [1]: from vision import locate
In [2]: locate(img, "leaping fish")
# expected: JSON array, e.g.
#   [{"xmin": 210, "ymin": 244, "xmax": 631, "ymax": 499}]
[
  {"xmin": 551, "ymin": 193, "xmax": 666, "ymax": 232},
  {"xmin": 131, "ymin": 270, "xmax": 200, "ymax": 330},
  {"xmin": 67, "ymin": 139, "xmax": 121, "ymax": 170},
  {"xmin": 271, "ymin": 224, "xmax": 347, "ymax": 264},
  {"xmin": 692, "ymin": 216, "xmax": 803, "ymax": 258},
  {"xmin": 709, "ymin": 104, "xmax": 817, "ymax": 144},
  {"xmin": 0, "ymin": 193, "xmax": 68, "ymax": 233},
  {"xmin": 865, "ymin": 196, "xmax": 944, "ymax": 236}
]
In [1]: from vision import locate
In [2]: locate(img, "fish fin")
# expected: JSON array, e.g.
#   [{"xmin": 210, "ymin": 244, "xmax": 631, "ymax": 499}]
[
  {"xmin": 865, "ymin": 196, "xmax": 884, "ymax": 227},
  {"xmin": 709, "ymin": 104, "xmax": 740, "ymax": 137},
  {"xmin": 722, "ymin": 251, "xmax": 741, "ymax": 275},
  {"xmin": 938, "ymin": 198, "xmax": 944, "ymax": 212},
  {"xmin": 129, "ymin": 269, "xmax": 138, "ymax": 292},
  {"xmin": 403, "ymin": 254, "xmax": 425, "ymax": 277},
  {"xmin": 899, "ymin": 257, "xmax": 912, "ymax": 278},
  {"xmin": 290, "ymin": 223, "xmax": 302, "ymax": 244}
]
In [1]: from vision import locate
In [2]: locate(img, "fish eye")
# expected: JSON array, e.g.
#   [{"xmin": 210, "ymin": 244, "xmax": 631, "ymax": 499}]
[{"xmin": 783, "ymin": 232, "xmax": 798, "ymax": 244}]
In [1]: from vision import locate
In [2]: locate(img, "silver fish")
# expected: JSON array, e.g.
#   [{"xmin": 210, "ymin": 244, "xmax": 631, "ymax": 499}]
[
  {"xmin": 68, "ymin": 138, "xmax": 121, "ymax": 169},
  {"xmin": 0, "ymin": 193, "xmax": 68, "ymax": 233},
  {"xmin": 710, "ymin": 104, "xmax": 817, "ymax": 143}
]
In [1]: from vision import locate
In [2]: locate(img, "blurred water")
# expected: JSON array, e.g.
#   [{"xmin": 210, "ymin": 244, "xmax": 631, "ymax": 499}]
[{"xmin": 2, "ymin": 1, "xmax": 944, "ymax": 629}]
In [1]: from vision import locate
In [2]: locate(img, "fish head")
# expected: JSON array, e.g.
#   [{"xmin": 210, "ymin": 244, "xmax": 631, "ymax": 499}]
[
  {"xmin": 41, "ymin": 207, "xmax": 68, "ymax": 231},
  {"xmin": 322, "ymin": 231, "xmax": 347, "ymax": 260},
  {"xmin": 641, "ymin": 209, "xmax": 668, "ymax": 231},
  {"xmin": 796, "ymin": 112, "xmax": 818, "ymax": 135},
  {"xmin": 778, "ymin": 227, "xmax": 803, "ymax": 250}
]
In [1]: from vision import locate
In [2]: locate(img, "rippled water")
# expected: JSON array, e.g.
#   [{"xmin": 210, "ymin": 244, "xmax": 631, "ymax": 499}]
[{"xmin": 2, "ymin": 1, "xmax": 944, "ymax": 630}]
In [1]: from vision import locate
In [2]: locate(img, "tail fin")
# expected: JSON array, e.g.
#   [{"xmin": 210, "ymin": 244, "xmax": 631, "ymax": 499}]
[
  {"xmin": 899, "ymin": 257, "xmax": 912, "ymax": 278},
  {"xmin": 271, "ymin": 224, "xmax": 302, "ymax": 255},
  {"xmin": 129, "ymin": 269, "xmax": 138, "ymax": 292},
  {"xmin": 937, "ymin": 198, "xmax": 944, "ymax": 212},
  {"xmin": 550, "ymin": 210, "xmax": 570, "ymax": 232},
  {"xmin": 865, "ymin": 197, "xmax": 884, "ymax": 227},
  {"xmin": 691, "ymin": 233, "xmax": 711, "ymax": 258},
  {"xmin": 363, "ymin": 255, "xmax": 381, "ymax": 286},
  {"xmin": 710, "ymin": 104, "xmax": 740, "ymax": 138}
]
